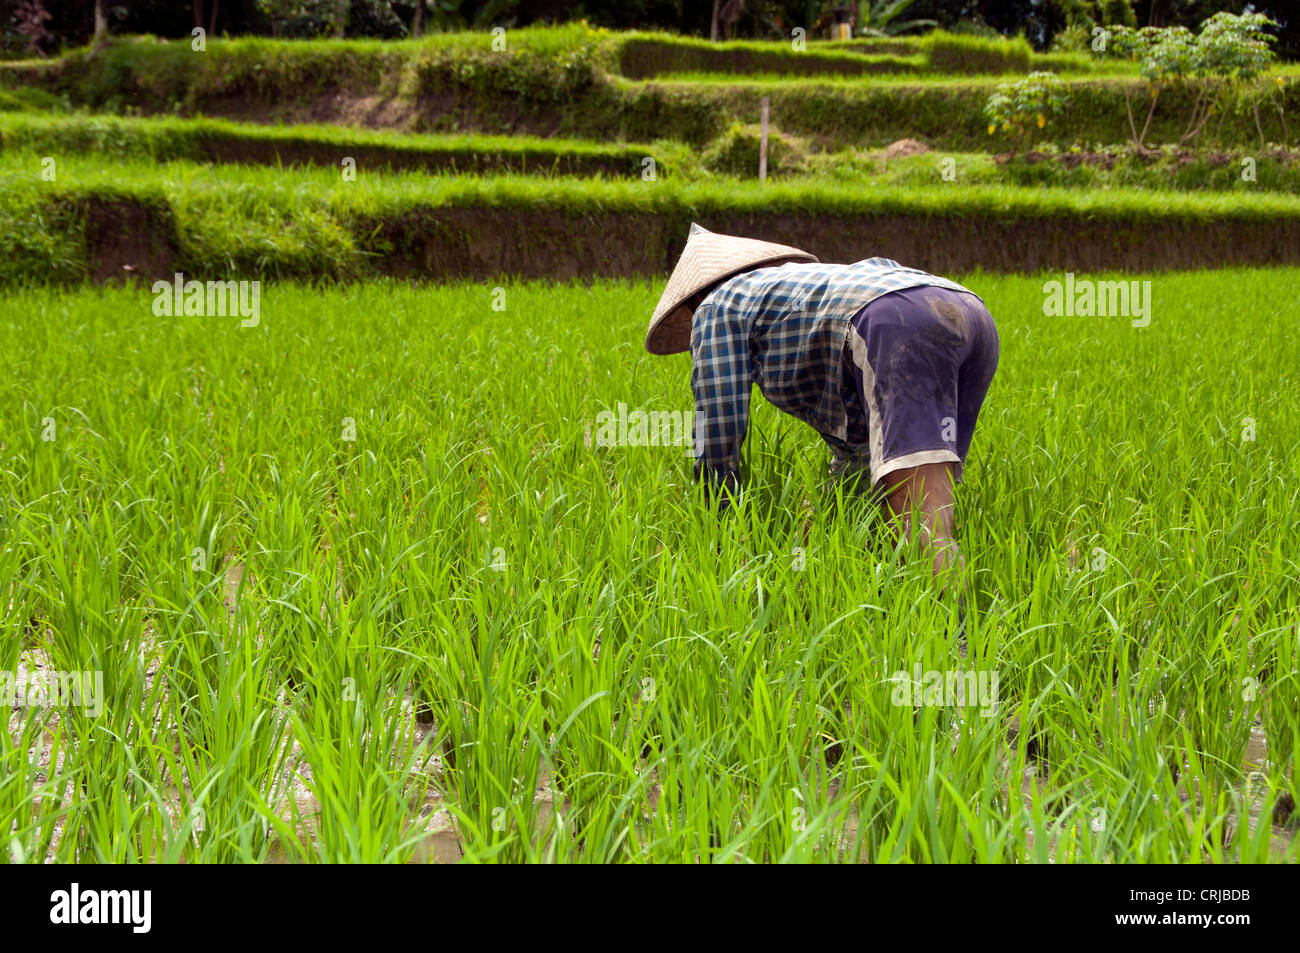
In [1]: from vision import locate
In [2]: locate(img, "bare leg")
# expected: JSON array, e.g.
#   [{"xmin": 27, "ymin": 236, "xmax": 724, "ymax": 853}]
[{"xmin": 878, "ymin": 462, "xmax": 963, "ymax": 582}]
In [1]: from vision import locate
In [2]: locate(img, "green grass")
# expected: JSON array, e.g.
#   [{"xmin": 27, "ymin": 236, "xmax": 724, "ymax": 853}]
[
  {"xmin": 2, "ymin": 271, "xmax": 1296, "ymax": 862},
  {"xmin": 638, "ymin": 68, "xmax": 1123, "ymax": 84},
  {"xmin": 803, "ymin": 147, "xmax": 1300, "ymax": 193},
  {"xmin": 5, "ymin": 152, "xmax": 1300, "ymax": 283},
  {"xmin": 0, "ymin": 86, "xmax": 71, "ymax": 113}
]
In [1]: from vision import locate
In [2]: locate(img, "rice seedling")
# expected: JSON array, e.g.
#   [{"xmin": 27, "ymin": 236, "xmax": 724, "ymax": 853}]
[{"xmin": 1, "ymin": 270, "xmax": 1295, "ymax": 862}]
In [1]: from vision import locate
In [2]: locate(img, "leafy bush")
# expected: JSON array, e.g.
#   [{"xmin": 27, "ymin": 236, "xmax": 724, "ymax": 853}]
[
  {"xmin": 983, "ymin": 71, "xmax": 1070, "ymax": 151},
  {"xmin": 855, "ymin": 0, "xmax": 936, "ymax": 38},
  {"xmin": 1103, "ymin": 13, "xmax": 1280, "ymax": 148}
]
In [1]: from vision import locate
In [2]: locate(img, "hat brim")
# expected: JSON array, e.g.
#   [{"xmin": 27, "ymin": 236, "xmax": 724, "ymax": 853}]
[
  {"xmin": 644, "ymin": 252, "xmax": 817, "ymax": 355},
  {"xmin": 646, "ymin": 223, "xmax": 818, "ymax": 356}
]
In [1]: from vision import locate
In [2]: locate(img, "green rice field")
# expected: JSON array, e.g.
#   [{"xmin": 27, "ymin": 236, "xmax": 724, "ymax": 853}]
[{"xmin": 3, "ymin": 272, "xmax": 1297, "ymax": 863}]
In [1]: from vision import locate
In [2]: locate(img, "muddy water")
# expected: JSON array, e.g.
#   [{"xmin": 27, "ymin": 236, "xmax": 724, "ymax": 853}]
[{"xmin": 260, "ymin": 796, "xmax": 464, "ymax": 864}]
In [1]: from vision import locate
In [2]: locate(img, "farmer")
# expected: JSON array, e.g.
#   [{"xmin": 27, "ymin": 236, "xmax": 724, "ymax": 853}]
[{"xmin": 644, "ymin": 223, "xmax": 999, "ymax": 583}]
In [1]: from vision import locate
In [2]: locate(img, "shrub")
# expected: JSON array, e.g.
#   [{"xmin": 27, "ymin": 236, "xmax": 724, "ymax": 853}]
[{"xmin": 984, "ymin": 71, "xmax": 1070, "ymax": 153}]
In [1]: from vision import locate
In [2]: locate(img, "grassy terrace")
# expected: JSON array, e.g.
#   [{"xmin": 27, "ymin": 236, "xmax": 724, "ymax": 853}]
[
  {"xmin": 1, "ymin": 22, "xmax": 1294, "ymax": 286},
  {"xmin": 11, "ymin": 152, "xmax": 1300, "ymax": 216},
  {"xmin": 4, "ymin": 154, "xmax": 1300, "ymax": 283},
  {"xmin": 1, "ymin": 25, "xmax": 1132, "ymax": 83},
  {"xmin": 7, "ymin": 113, "xmax": 1300, "ymax": 192},
  {"xmin": 0, "ymin": 112, "xmax": 677, "ymax": 178},
  {"xmin": 2, "ymin": 29, "xmax": 1295, "ymax": 151}
]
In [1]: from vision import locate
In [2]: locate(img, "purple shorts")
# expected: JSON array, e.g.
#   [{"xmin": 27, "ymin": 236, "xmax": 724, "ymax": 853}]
[{"xmin": 842, "ymin": 284, "xmax": 999, "ymax": 485}]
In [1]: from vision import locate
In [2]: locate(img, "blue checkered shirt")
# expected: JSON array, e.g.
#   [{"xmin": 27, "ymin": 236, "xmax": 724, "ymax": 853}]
[{"xmin": 689, "ymin": 259, "xmax": 971, "ymax": 485}]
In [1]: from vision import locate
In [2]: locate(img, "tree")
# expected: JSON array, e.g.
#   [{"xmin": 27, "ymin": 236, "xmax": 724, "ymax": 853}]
[
  {"xmin": 906, "ymin": 0, "xmax": 1071, "ymax": 49},
  {"xmin": 1098, "ymin": 0, "xmax": 1135, "ymax": 28},
  {"xmin": 255, "ymin": 0, "xmax": 350, "ymax": 37},
  {"xmin": 12, "ymin": 0, "xmax": 53, "ymax": 56},
  {"xmin": 856, "ymin": 0, "xmax": 936, "ymax": 37},
  {"xmin": 192, "ymin": 0, "xmax": 222, "ymax": 34},
  {"xmin": 1105, "ymin": 13, "xmax": 1280, "ymax": 149},
  {"xmin": 711, "ymin": 0, "xmax": 745, "ymax": 41},
  {"xmin": 1132, "ymin": 0, "xmax": 1297, "ymax": 56}
]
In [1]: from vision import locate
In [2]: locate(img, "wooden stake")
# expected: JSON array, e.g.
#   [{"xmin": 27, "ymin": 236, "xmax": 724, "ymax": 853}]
[{"xmin": 759, "ymin": 96, "xmax": 770, "ymax": 182}]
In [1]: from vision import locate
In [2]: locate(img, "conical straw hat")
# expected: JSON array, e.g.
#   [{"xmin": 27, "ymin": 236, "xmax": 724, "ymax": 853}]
[{"xmin": 645, "ymin": 222, "xmax": 817, "ymax": 355}]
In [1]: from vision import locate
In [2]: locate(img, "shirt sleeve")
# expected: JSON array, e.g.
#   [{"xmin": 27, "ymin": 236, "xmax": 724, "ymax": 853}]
[{"xmin": 689, "ymin": 298, "xmax": 752, "ymax": 487}]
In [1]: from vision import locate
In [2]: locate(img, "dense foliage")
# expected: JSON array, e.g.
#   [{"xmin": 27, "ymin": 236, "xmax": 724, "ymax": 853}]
[{"xmin": 2, "ymin": 1, "xmax": 1297, "ymax": 58}]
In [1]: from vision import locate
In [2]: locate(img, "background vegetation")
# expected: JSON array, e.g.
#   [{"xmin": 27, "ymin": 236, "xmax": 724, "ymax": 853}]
[{"xmin": 2, "ymin": 1, "xmax": 1297, "ymax": 59}]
